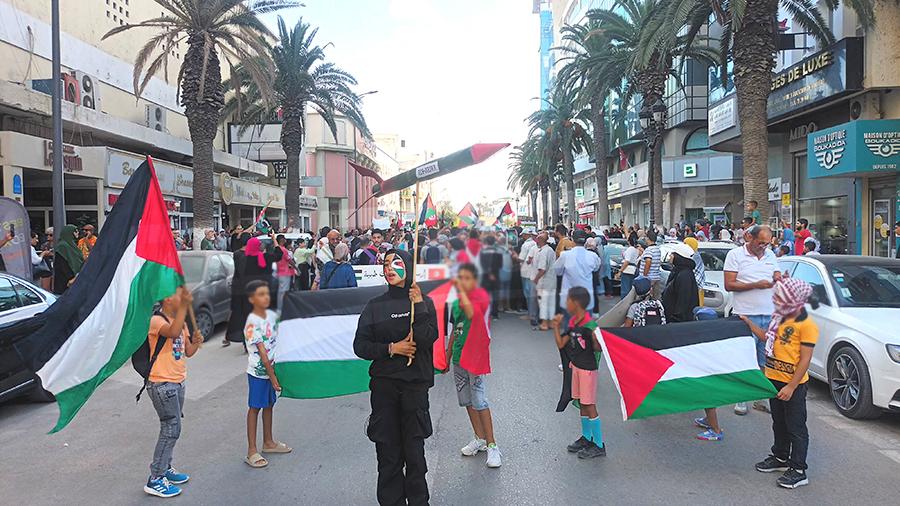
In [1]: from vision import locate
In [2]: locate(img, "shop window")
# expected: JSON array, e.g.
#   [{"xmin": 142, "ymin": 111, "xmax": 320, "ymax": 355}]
[{"xmin": 796, "ymin": 196, "xmax": 849, "ymax": 254}]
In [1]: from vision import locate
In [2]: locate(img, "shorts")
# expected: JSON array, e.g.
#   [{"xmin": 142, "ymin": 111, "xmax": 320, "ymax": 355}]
[
  {"xmin": 453, "ymin": 364, "xmax": 489, "ymax": 410},
  {"xmin": 247, "ymin": 374, "xmax": 277, "ymax": 409},
  {"xmin": 571, "ymin": 366, "xmax": 598, "ymax": 406}
]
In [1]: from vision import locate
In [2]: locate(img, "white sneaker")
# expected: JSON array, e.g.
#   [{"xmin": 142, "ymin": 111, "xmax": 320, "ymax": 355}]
[
  {"xmin": 461, "ymin": 438, "xmax": 487, "ymax": 456},
  {"xmin": 734, "ymin": 402, "xmax": 749, "ymax": 415},
  {"xmin": 486, "ymin": 444, "xmax": 502, "ymax": 468}
]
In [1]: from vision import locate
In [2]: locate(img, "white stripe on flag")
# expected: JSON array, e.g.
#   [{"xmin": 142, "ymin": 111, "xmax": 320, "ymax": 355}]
[
  {"xmin": 276, "ymin": 315, "xmax": 362, "ymax": 363},
  {"xmin": 37, "ymin": 239, "xmax": 145, "ymax": 394},
  {"xmin": 658, "ymin": 336, "xmax": 759, "ymax": 382}
]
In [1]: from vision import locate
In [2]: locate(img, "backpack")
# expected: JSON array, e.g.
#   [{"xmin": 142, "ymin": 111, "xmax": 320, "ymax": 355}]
[
  {"xmin": 631, "ymin": 299, "xmax": 666, "ymax": 327},
  {"xmin": 131, "ymin": 310, "xmax": 169, "ymax": 402},
  {"xmin": 423, "ymin": 244, "xmax": 442, "ymax": 264}
]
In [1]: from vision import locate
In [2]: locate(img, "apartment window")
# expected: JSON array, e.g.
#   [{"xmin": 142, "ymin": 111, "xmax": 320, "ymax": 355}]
[
  {"xmin": 106, "ymin": 11, "xmax": 110, "ymax": 17},
  {"xmin": 113, "ymin": 14, "xmax": 117, "ymax": 22}
]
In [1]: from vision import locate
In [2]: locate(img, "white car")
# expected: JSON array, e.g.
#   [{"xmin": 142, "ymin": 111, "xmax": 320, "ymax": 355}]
[
  {"xmin": 661, "ymin": 240, "xmax": 737, "ymax": 316},
  {"xmin": 777, "ymin": 255, "xmax": 900, "ymax": 419}
]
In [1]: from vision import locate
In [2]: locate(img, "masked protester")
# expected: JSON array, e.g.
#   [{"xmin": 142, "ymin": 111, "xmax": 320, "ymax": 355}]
[
  {"xmin": 353, "ymin": 249, "xmax": 438, "ymax": 506},
  {"xmin": 662, "ymin": 243, "xmax": 700, "ymax": 323}
]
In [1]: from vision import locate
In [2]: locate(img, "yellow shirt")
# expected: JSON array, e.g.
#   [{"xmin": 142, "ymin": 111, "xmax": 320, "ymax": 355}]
[
  {"xmin": 555, "ymin": 237, "xmax": 574, "ymax": 257},
  {"xmin": 765, "ymin": 315, "xmax": 819, "ymax": 384},
  {"xmin": 148, "ymin": 315, "xmax": 189, "ymax": 383}
]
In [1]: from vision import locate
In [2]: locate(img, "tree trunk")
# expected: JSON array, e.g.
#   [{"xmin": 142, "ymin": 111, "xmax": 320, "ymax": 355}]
[
  {"xmin": 650, "ymin": 138, "xmax": 663, "ymax": 228},
  {"xmin": 562, "ymin": 146, "xmax": 576, "ymax": 228},
  {"xmin": 181, "ymin": 33, "xmax": 226, "ymax": 250},
  {"xmin": 733, "ymin": 0, "xmax": 778, "ymax": 223},
  {"xmin": 590, "ymin": 95, "xmax": 610, "ymax": 225},
  {"xmin": 281, "ymin": 103, "xmax": 305, "ymax": 230},
  {"xmin": 550, "ymin": 178, "xmax": 561, "ymax": 225},
  {"xmin": 540, "ymin": 184, "xmax": 549, "ymax": 227},
  {"xmin": 530, "ymin": 190, "xmax": 538, "ymax": 225}
]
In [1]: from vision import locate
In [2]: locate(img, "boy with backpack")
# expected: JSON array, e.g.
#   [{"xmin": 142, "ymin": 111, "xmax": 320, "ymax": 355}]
[
  {"xmin": 623, "ymin": 276, "xmax": 666, "ymax": 327},
  {"xmin": 421, "ymin": 229, "xmax": 448, "ymax": 264},
  {"xmin": 143, "ymin": 287, "xmax": 202, "ymax": 498}
]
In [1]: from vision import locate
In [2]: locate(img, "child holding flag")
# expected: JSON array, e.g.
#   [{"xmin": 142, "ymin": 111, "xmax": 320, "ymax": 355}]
[
  {"xmin": 552, "ymin": 286, "xmax": 606, "ymax": 459},
  {"xmin": 446, "ymin": 263, "xmax": 502, "ymax": 468}
]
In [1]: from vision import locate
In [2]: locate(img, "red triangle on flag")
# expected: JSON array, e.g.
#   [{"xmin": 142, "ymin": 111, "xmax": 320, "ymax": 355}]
[
  {"xmin": 600, "ymin": 330, "xmax": 674, "ymax": 418},
  {"xmin": 136, "ymin": 157, "xmax": 183, "ymax": 275}
]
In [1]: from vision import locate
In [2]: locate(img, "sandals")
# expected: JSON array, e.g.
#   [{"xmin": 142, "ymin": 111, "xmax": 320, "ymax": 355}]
[
  {"xmin": 244, "ymin": 453, "xmax": 268, "ymax": 468},
  {"xmin": 262, "ymin": 441, "xmax": 293, "ymax": 454}
]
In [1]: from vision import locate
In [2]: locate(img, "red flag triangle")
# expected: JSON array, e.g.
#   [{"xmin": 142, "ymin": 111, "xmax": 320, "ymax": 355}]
[{"xmin": 600, "ymin": 329, "xmax": 673, "ymax": 418}]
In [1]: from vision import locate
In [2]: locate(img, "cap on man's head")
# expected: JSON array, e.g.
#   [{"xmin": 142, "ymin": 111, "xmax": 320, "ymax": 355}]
[
  {"xmin": 572, "ymin": 230, "xmax": 589, "ymax": 245},
  {"xmin": 632, "ymin": 276, "xmax": 652, "ymax": 297}
]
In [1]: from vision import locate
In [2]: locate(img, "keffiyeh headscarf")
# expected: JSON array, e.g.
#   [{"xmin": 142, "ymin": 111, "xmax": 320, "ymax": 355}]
[{"xmin": 765, "ymin": 278, "xmax": 812, "ymax": 357}]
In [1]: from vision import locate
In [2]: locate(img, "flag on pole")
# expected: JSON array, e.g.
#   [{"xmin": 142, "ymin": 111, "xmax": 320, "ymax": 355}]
[
  {"xmin": 495, "ymin": 201, "xmax": 514, "ymax": 224},
  {"xmin": 254, "ymin": 203, "xmax": 272, "ymax": 234},
  {"xmin": 618, "ymin": 145, "xmax": 631, "ymax": 170},
  {"xmin": 419, "ymin": 194, "xmax": 438, "ymax": 228},
  {"xmin": 457, "ymin": 202, "xmax": 478, "ymax": 228},
  {"xmin": 14, "ymin": 158, "xmax": 184, "ymax": 432},
  {"xmin": 276, "ymin": 280, "xmax": 453, "ymax": 398},
  {"xmin": 597, "ymin": 319, "xmax": 777, "ymax": 420},
  {"xmin": 396, "ymin": 211, "xmax": 404, "ymax": 229}
]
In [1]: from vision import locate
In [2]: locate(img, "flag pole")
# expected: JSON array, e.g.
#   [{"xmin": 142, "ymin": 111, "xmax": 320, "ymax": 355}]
[{"xmin": 406, "ymin": 181, "xmax": 422, "ymax": 366}]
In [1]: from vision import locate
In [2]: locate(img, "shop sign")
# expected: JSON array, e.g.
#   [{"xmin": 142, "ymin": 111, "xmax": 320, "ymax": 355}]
[
  {"xmin": 44, "ymin": 141, "xmax": 83, "ymax": 173},
  {"xmin": 768, "ymin": 177, "xmax": 782, "ymax": 201},
  {"xmin": 232, "ymin": 178, "xmax": 263, "ymax": 205},
  {"xmin": 12, "ymin": 174, "xmax": 22, "ymax": 195},
  {"xmin": 629, "ymin": 173, "xmax": 638, "ymax": 185},
  {"xmin": 219, "ymin": 172, "xmax": 234, "ymax": 205},
  {"xmin": 300, "ymin": 175, "xmax": 323, "ymax": 187},
  {"xmin": 768, "ymin": 38, "xmax": 863, "ymax": 122},
  {"xmin": 299, "ymin": 195, "xmax": 318, "ymax": 210},
  {"xmin": 575, "ymin": 188, "xmax": 585, "ymax": 199},
  {"xmin": 607, "ymin": 180, "xmax": 621, "ymax": 192},
  {"xmin": 789, "ymin": 122, "xmax": 818, "ymax": 142},
  {"xmin": 781, "ymin": 193, "xmax": 791, "ymax": 206},
  {"xmin": 808, "ymin": 119, "xmax": 900, "ymax": 178},
  {"xmin": 683, "ymin": 163, "xmax": 698, "ymax": 178},
  {"xmin": 107, "ymin": 150, "xmax": 193, "ymax": 198},
  {"xmin": 708, "ymin": 96, "xmax": 736, "ymax": 135}
]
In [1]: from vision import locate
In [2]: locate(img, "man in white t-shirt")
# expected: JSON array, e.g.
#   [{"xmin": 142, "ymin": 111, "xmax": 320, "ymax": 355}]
[
  {"xmin": 724, "ymin": 224, "xmax": 782, "ymax": 415},
  {"xmin": 518, "ymin": 228, "xmax": 539, "ymax": 328},
  {"xmin": 531, "ymin": 232, "xmax": 557, "ymax": 331}
]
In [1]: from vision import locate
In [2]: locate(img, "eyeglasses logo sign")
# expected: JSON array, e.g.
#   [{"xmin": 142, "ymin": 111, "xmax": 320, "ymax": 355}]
[
  {"xmin": 863, "ymin": 131, "xmax": 900, "ymax": 158},
  {"xmin": 815, "ymin": 147, "xmax": 844, "ymax": 170}
]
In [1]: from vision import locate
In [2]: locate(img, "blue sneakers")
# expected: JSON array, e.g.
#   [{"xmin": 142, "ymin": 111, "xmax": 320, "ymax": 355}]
[
  {"xmin": 144, "ymin": 477, "xmax": 181, "ymax": 498},
  {"xmin": 696, "ymin": 428, "xmax": 724, "ymax": 441},
  {"xmin": 693, "ymin": 417, "xmax": 712, "ymax": 430},
  {"xmin": 164, "ymin": 468, "xmax": 190, "ymax": 485}
]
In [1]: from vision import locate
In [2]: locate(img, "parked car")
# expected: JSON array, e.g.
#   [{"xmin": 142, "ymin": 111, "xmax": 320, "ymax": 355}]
[
  {"xmin": 604, "ymin": 238, "xmax": 628, "ymax": 294},
  {"xmin": 0, "ymin": 272, "xmax": 58, "ymax": 403},
  {"xmin": 179, "ymin": 251, "xmax": 235, "ymax": 339},
  {"xmin": 660, "ymin": 241, "xmax": 737, "ymax": 315},
  {"xmin": 777, "ymin": 255, "xmax": 900, "ymax": 419}
]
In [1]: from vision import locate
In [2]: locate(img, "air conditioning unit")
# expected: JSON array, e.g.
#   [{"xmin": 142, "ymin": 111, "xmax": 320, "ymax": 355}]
[
  {"xmin": 849, "ymin": 93, "xmax": 881, "ymax": 120},
  {"xmin": 145, "ymin": 104, "xmax": 167, "ymax": 132},
  {"xmin": 74, "ymin": 71, "xmax": 101, "ymax": 110}
]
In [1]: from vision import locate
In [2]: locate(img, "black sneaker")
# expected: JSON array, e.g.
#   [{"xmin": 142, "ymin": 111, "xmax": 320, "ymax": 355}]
[
  {"xmin": 777, "ymin": 469, "xmax": 809, "ymax": 489},
  {"xmin": 755, "ymin": 455, "xmax": 790, "ymax": 473},
  {"xmin": 577, "ymin": 441, "xmax": 607, "ymax": 459},
  {"xmin": 567, "ymin": 436, "xmax": 591, "ymax": 453}
]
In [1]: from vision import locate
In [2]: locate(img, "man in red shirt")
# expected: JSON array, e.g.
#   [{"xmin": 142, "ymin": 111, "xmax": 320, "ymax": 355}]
[{"xmin": 794, "ymin": 219, "xmax": 812, "ymax": 256}]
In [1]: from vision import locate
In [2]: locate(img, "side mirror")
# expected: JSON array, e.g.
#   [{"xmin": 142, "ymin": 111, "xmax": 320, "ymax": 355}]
[
  {"xmin": 811, "ymin": 284, "xmax": 830, "ymax": 307},
  {"xmin": 661, "ymin": 262, "xmax": 673, "ymax": 272}
]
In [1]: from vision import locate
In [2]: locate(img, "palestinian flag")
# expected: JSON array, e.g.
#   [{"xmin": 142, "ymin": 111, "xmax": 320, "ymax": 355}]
[
  {"xmin": 457, "ymin": 202, "xmax": 478, "ymax": 228},
  {"xmin": 419, "ymin": 193, "xmax": 438, "ymax": 228},
  {"xmin": 277, "ymin": 280, "xmax": 453, "ymax": 398},
  {"xmin": 598, "ymin": 319, "xmax": 777, "ymax": 420},
  {"xmin": 15, "ymin": 158, "xmax": 183, "ymax": 432},
  {"xmin": 495, "ymin": 201, "xmax": 514, "ymax": 224}
]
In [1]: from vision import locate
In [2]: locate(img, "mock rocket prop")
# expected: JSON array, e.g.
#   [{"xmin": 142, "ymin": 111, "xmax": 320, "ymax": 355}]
[{"xmin": 372, "ymin": 143, "xmax": 509, "ymax": 197}]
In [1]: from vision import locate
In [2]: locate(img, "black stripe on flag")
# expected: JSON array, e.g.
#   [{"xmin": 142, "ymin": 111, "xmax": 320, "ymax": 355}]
[
  {"xmin": 601, "ymin": 317, "xmax": 754, "ymax": 351},
  {"xmin": 281, "ymin": 280, "xmax": 446, "ymax": 319},
  {"xmin": 14, "ymin": 161, "xmax": 152, "ymax": 372}
]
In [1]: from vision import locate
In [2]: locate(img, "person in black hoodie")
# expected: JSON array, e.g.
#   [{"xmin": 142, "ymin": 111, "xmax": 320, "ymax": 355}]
[
  {"xmin": 661, "ymin": 243, "xmax": 700, "ymax": 323},
  {"xmin": 353, "ymin": 249, "xmax": 438, "ymax": 506}
]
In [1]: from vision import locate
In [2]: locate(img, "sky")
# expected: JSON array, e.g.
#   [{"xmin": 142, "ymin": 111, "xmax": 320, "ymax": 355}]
[{"xmin": 263, "ymin": 0, "xmax": 539, "ymax": 210}]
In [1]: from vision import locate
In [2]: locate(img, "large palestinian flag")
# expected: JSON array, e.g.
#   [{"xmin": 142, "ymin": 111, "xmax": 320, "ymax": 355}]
[
  {"xmin": 15, "ymin": 158, "xmax": 183, "ymax": 432},
  {"xmin": 277, "ymin": 280, "xmax": 454, "ymax": 399},
  {"xmin": 598, "ymin": 319, "xmax": 777, "ymax": 420},
  {"xmin": 457, "ymin": 202, "xmax": 478, "ymax": 228}
]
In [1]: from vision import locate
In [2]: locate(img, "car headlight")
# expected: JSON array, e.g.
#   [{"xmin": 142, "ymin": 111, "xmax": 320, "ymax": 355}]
[{"xmin": 887, "ymin": 344, "xmax": 900, "ymax": 364}]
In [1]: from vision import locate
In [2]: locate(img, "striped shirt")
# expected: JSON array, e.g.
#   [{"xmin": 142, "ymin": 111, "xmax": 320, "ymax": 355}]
[{"xmin": 640, "ymin": 244, "xmax": 662, "ymax": 281}]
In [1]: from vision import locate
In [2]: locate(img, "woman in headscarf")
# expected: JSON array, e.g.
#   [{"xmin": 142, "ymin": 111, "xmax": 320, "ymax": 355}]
[
  {"xmin": 319, "ymin": 242, "xmax": 357, "ymax": 289},
  {"xmin": 684, "ymin": 237, "xmax": 705, "ymax": 306},
  {"xmin": 353, "ymin": 249, "xmax": 438, "ymax": 505},
  {"xmin": 661, "ymin": 243, "xmax": 700, "ymax": 323},
  {"xmin": 242, "ymin": 234, "xmax": 283, "ymax": 307},
  {"xmin": 225, "ymin": 232, "xmax": 252, "ymax": 346},
  {"xmin": 53, "ymin": 224, "xmax": 84, "ymax": 294}
]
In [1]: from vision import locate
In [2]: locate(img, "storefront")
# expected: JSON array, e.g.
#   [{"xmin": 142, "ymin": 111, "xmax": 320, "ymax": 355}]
[
  {"xmin": 298, "ymin": 195, "xmax": 318, "ymax": 232},
  {"xmin": 218, "ymin": 172, "xmax": 285, "ymax": 230},
  {"xmin": 607, "ymin": 162, "xmax": 650, "ymax": 227},
  {"xmin": 808, "ymin": 119, "xmax": 900, "ymax": 257},
  {"xmin": 662, "ymin": 153, "xmax": 743, "ymax": 226}
]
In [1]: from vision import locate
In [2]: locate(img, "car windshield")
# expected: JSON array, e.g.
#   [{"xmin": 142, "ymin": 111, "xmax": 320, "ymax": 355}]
[
  {"xmin": 698, "ymin": 249, "xmax": 731, "ymax": 271},
  {"xmin": 829, "ymin": 264, "xmax": 900, "ymax": 307},
  {"xmin": 180, "ymin": 256, "xmax": 206, "ymax": 284},
  {"xmin": 605, "ymin": 244, "xmax": 625, "ymax": 262}
]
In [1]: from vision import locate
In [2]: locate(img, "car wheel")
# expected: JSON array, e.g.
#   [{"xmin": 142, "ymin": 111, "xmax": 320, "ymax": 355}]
[
  {"xmin": 828, "ymin": 346, "xmax": 881, "ymax": 419},
  {"xmin": 28, "ymin": 375, "xmax": 55, "ymax": 403},
  {"xmin": 196, "ymin": 308, "xmax": 215, "ymax": 342}
]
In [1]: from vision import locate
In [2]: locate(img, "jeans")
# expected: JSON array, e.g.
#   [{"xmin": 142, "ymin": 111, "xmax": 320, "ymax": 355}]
[
  {"xmin": 741, "ymin": 314, "xmax": 772, "ymax": 368},
  {"xmin": 620, "ymin": 273, "xmax": 635, "ymax": 299},
  {"xmin": 148, "ymin": 381, "xmax": 185, "ymax": 479},
  {"xmin": 522, "ymin": 278, "xmax": 539, "ymax": 326},
  {"xmin": 769, "ymin": 380, "xmax": 809, "ymax": 470}
]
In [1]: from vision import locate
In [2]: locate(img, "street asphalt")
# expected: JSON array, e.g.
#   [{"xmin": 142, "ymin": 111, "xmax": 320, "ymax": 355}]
[{"xmin": 2, "ymin": 297, "xmax": 900, "ymax": 505}]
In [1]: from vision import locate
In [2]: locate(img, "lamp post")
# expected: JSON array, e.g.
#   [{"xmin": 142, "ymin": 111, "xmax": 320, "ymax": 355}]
[{"xmin": 638, "ymin": 97, "xmax": 666, "ymax": 231}]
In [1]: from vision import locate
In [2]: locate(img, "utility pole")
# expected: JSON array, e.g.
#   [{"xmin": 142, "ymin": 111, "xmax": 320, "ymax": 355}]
[{"xmin": 51, "ymin": 0, "xmax": 65, "ymax": 244}]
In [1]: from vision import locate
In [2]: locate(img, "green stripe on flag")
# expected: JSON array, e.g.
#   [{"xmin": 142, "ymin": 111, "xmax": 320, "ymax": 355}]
[
  {"xmin": 275, "ymin": 360, "xmax": 371, "ymax": 399},
  {"xmin": 630, "ymin": 369, "xmax": 777, "ymax": 419},
  {"xmin": 51, "ymin": 261, "xmax": 183, "ymax": 433}
]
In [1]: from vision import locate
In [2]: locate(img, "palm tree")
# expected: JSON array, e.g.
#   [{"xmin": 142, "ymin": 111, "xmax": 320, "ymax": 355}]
[
  {"xmin": 586, "ymin": 0, "xmax": 717, "ymax": 226},
  {"xmin": 556, "ymin": 18, "xmax": 617, "ymax": 225},
  {"xmin": 103, "ymin": 0, "xmax": 300, "ymax": 248},
  {"xmin": 223, "ymin": 17, "xmax": 370, "ymax": 230},
  {"xmin": 507, "ymin": 137, "xmax": 545, "ymax": 226},
  {"xmin": 668, "ymin": 0, "xmax": 877, "ymax": 220}
]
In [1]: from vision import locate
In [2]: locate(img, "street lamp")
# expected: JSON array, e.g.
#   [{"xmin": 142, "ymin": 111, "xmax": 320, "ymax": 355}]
[{"xmin": 639, "ymin": 97, "xmax": 666, "ymax": 230}]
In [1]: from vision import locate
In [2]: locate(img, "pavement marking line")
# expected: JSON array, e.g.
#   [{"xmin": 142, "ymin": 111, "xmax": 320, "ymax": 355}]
[
  {"xmin": 818, "ymin": 415, "xmax": 900, "ymax": 451},
  {"xmin": 880, "ymin": 450, "xmax": 900, "ymax": 464}
]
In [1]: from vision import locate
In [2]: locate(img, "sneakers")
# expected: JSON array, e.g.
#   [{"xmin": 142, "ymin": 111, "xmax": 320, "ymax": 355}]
[
  {"xmin": 777, "ymin": 469, "xmax": 809, "ymax": 489},
  {"xmin": 752, "ymin": 400, "xmax": 771, "ymax": 413},
  {"xmin": 693, "ymin": 417, "xmax": 712, "ymax": 430},
  {"xmin": 577, "ymin": 441, "xmax": 607, "ymax": 459},
  {"xmin": 164, "ymin": 467, "xmax": 189, "ymax": 485},
  {"xmin": 755, "ymin": 455, "xmax": 790, "ymax": 473},
  {"xmin": 696, "ymin": 428, "xmax": 724, "ymax": 441},
  {"xmin": 461, "ymin": 438, "xmax": 487, "ymax": 457},
  {"xmin": 734, "ymin": 402, "xmax": 749, "ymax": 415},
  {"xmin": 566, "ymin": 436, "xmax": 592, "ymax": 453},
  {"xmin": 486, "ymin": 444, "xmax": 502, "ymax": 468},
  {"xmin": 144, "ymin": 477, "xmax": 181, "ymax": 498}
]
